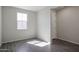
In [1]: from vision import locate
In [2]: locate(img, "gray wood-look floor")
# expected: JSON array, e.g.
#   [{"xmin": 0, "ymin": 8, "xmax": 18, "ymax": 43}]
[
  {"xmin": 0, "ymin": 39, "xmax": 50, "ymax": 52},
  {"xmin": 51, "ymin": 39, "xmax": 79, "ymax": 52},
  {"xmin": 0, "ymin": 39, "xmax": 79, "ymax": 52}
]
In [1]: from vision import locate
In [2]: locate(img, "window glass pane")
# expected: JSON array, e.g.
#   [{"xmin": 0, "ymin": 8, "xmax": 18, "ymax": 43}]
[
  {"xmin": 17, "ymin": 13, "xmax": 23, "ymax": 21},
  {"xmin": 22, "ymin": 21, "xmax": 27, "ymax": 29},
  {"xmin": 17, "ymin": 21, "xmax": 27, "ymax": 29},
  {"xmin": 22, "ymin": 13, "xmax": 27, "ymax": 21}
]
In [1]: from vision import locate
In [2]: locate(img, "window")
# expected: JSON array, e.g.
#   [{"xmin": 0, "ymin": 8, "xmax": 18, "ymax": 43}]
[{"xmin": 17, "ymin": 12, "xmax": 28, "ymax": 30}]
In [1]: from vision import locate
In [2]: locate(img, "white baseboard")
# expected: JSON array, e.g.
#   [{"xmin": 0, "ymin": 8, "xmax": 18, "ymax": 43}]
[
  {"xmin": 2, "ymin": 37, "xmax": 36, "ymax": 44},
  {"xmin": 58, "ymin": 37, "xmax": 79, "ymax": 45}
]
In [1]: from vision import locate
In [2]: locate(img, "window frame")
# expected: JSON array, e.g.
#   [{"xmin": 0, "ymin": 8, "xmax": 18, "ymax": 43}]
[{"xmin": 17, "ymin": 12, "xmax": 28, "ymax": 30}]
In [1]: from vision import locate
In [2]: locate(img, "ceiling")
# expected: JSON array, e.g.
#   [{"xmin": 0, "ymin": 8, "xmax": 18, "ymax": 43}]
[
  {"xmin": 13, "ymin": 6, "xmax": 63, "ymax": 12},
  {"xmin": 14, "ymin": 6, "xmax": 48, "ymax": 11}
]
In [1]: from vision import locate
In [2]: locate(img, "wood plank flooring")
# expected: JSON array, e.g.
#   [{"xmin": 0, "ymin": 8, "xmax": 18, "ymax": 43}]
[
  {"xmin": 0, "ymin": 39, "xmax": 50, "ymax": 52},
  {"xmin": 51, "ymin": 39, "xmax": 79, "ymax": 52},
  {"xmin": 0, "ymin": 39, "xmax": 79, "ymax": 52}
]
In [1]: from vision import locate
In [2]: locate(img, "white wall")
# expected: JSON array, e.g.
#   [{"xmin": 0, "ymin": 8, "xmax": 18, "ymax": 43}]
[
  {"xmin": 0, "ymin": 6, "xmax": 2, "ymax": 46},
  {"xmin": 56, "ymin": 6, "xmax": 79, "ymax": 44},
  {"xmin": 51, "ymin": 10, "xmax": 57, "ymax": 39},
  {"xmin": 37, "ymin": 8, "xmax": 51, "ymax": 42},
  {"xmin": 2, "ymin": 6, "xmax": 37, "ymax": 43}
]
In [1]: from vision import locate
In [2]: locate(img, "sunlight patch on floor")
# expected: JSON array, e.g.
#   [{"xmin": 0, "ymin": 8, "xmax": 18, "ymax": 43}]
[
  {"xmin": 27, "ymin": 40, "xmax": 50, "ymax": 47},
  {"xmin": 27, "ymin": 40, "xmax": 41, "ymax": 44},
  {"xmin": 34, "ymin": 42, "xmax": 50, "ymax": 47}
]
